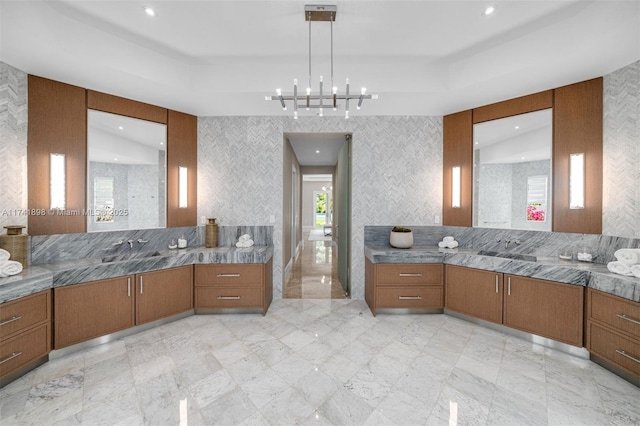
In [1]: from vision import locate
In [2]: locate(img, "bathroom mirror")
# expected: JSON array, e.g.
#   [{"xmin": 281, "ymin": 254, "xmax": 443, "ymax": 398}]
[
  {"xmin": 87, "ymin": 110, "xmax": 166, "ymax": 232},
  {"xmin": 473, "ymin": 109, "xmax": 552, "ymax": 231}
]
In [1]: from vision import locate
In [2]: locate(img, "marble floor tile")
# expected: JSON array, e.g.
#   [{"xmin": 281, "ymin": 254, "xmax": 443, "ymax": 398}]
[{"xmin": 2, "ymin": 298, "xmax": 640, "ymax": 425}]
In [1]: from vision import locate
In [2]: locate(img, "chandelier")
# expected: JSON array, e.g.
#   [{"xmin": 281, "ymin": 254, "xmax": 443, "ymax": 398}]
[{"xmin": 265, "ymin": 5, "xmax": 377, "ymax": 119}]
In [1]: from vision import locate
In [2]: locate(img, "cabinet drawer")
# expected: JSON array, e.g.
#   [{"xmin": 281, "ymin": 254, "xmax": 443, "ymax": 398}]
[
  {"xmin": 376, "ymin": 264, "xmax": 442, "ymax": 285},
  {"xmin": 588, "ymin": 290, "xmax": 640, "ymax": 340},
  {"xmin": 0, "ymin": 291, "xmax": 51, "ymax": 340},
  {"xmin": 195, "ymin": 287, "xmax": 262, "ymax": 308},
  {"xmin": 0, "ymin": 324, "xmax": 50, "ymax": 378},
  {"xmin": 195, "ymin": 264, "xmax": 262, "ymax": 286},
  {"xmin": 376, "ymin": 286, "xmax": 443, "ymax": 309},
  {"xmin": 588, "ymin": 322, "xmax": 640, "ymax": 377}
]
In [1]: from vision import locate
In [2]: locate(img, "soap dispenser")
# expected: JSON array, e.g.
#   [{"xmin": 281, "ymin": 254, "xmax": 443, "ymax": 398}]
[{"xmin": 178, "ymin": 235, "xmax": 187, "ymax": 249}]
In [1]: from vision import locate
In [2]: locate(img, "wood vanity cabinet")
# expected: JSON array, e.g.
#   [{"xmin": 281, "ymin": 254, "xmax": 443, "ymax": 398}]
[
  {"xmin": 586, "ymin": 289, "xmax": 640, "ymax": 378},
  {"xmin": 503, "ymin": 274, "xmax": 583, "ymax": 347},
  {"xmin": 135, "ymin": 266, "xmax": 193, "ymax": 325},
  {"xmin": 194, "ymin": 259, "xmax": 273, "ymax": 315},
  {"xmin": 0, "ymin": 291, "xmax": 51, "ymax": 379},
  {"xmin": 445, "ymin": 265, "xmax": 503, "ymax": 324},
  {"xmin": 365, "ymin": 259, "xmax": 443, "ymax": 316},
  {"xmin": 54, "ymin": 266, "xmax": 194, "ymax": 348},
  {"xmin": 54, "ymin": 276, "xmax": 135, "ymax": 348}
]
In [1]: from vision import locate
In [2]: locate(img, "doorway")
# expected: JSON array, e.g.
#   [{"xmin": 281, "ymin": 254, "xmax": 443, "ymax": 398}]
[{"xmin": 283, "ymin": 132, "xmax": 351, "ymax": 299}]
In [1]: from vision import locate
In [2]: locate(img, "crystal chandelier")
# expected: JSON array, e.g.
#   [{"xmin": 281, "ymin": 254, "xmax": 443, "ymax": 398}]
[{"xmin": 265, "ymin": 5, "xmax": 377, "ymax": 119}]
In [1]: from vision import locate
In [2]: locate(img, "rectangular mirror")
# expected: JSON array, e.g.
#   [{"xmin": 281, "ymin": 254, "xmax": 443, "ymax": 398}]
[
  {"xmin": 473, "ymin": 108, "xmax": 552, "ymax": 231},
  {"xmin": 87, "ymin": 110, "xmax": 166, "ymax": 232}
]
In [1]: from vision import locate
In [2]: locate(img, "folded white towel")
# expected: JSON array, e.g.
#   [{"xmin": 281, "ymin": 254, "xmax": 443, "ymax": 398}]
[
  {"xmin": 238, "ymin": 234, "xmax": 251, "ymax": 243},
  {"xmin": 236, "ymin": 239, "xmax": 254, "ymax": 248},
  {"xmin": 607, "ymin": 261, "xmax": 633, "ymax": 276},
  {"xmin": 438, "ymin": 240, "xmax": 458, "ymax": 249},
  {"xmin": 443, "ymin": 236, "xmax": 455, "ymax": 243},
  {"xmin": 0, "ymin": 249, "xmax": 10, "ymax": 263},
  {"xmin": 0, "ymin": 260, "xmax": 22, "ymax": 278},
  {"xmin": 631, "ymin": 264, "xmax": 640, "ymax": 278},
  {"xmin": 614, "ymin": 249, "xmax": 640, "ymax": 266}
]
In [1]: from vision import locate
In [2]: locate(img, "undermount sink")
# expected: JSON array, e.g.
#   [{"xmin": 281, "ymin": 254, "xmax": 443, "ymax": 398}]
[
  {"xmin": 101, "ymin": 251, "xmax": 162, "ymax": 263},
  {"xmin": 476, "ymin": 250, "xmax": 537, "ymax": 262}
]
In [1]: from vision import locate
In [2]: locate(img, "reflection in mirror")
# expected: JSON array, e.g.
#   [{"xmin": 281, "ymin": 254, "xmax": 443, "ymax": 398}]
[
  {"xmin": 87, "ymin": 110, "xmax": 166, "ymax": 232},
  {"xmin": 473, "ymin": 109, "xmax": 552, "ymax": 231}
]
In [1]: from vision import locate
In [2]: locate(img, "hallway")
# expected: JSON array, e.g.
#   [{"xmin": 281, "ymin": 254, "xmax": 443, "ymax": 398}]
[{"xmin": 283, "ymin": 230, "xmax": 348, "ymax": 299}]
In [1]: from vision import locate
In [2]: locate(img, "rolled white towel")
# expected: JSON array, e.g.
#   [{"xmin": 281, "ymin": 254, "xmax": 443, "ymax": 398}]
[
  {"xmin": 235, "ymin": 239, "xmax": 254, "ymax": 248},
  {"xmin": 0, "ymin": 249, "xmax": 10, "ymax": 262},
  {"xmin": 446, "ymin": 241, "xmax": 459, "ymax": 249},
  {"xmin": 443, "ymin": 236, "xmax": 455, "ymax": 243},
  {"xmin": 607, "ymin": 261, "xmax": 633, "ymax": 276},
  {"xmin": 238, "ymin": 234, "xmax": 251, "ymax": 243},
  {"xmin": 614, "ymin": 249, "xmax": 640, "ymax": 266},
  {"xmin": 438, "ymin": 241, "xmax": 446, "ymax": 248},
  {"xmin": 631, "ymin": 264, "xmax": 640, "ymax": 279},
  {"xmin": 0, "ymin": 260, "xmax": 23, "ymax": 278}
]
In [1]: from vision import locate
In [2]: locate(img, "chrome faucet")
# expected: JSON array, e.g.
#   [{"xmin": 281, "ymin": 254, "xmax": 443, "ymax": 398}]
[
  {"xmin": 137, "ymin": 239, "xmax": 148, "ymax": 244},
  {"xmin": 128, "ymin": 239, "xmax": 134, "ymax": 248},
  {"xmin": 504, "ymin": 240, "xmax": 512, "ymax": 249},
  {"xmin": 112, "ymin": 240, "xmax": 125, "ymax": 246}
]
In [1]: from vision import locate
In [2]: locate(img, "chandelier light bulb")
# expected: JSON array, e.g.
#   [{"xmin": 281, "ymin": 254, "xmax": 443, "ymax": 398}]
[
  {"xmin": 276, "ymin": 88, "xmax": 282, "ymax": 96},
  {"xmin": 332, "ymin": 87, "xmax": 337, "ymax": 94},
  {"xmin": 361, "ymin": 87, "xmax": 367, "ymax": 95},
  {"xmin": 345, "ymin": 110, "xmax": 349, "ymax": 119},
  {"xmin": 320, "ymin": 75, "xmax": 323, "ymax": 82},
  {"xmin": 306, "ymin": 87, "xmax": 311, "ymax": 95},
  {"xmin": 294, "ymin": 78, "xmax": 298, "ymax": 85},
  {"xmin": 294, "ymin": 111, "xmax": 298, "ymax": 119}
]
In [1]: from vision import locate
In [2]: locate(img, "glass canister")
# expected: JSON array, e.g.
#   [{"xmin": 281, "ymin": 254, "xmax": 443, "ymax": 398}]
[
  {"xmin": 205, "ymin": 218, "xmax": 218, "ymax": 248},
  {"xmin": 0, "ymin": 225, "xmax": 28, "ymax": 268}
]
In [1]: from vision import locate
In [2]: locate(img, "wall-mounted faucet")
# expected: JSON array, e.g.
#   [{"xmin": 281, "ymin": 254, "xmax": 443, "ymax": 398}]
[
  {"xmin": 112, "ymin": 240, "xmax": 125, "ymax": 246},
  {"xmin": 137, "ymin": 239, "xmax": 148, "ymax": 244},
  {"xmin": 504, "ymin": 240, "xmax": 512, "ymax": 249},
  {"xmin": 128, "ymin": 239, "xmax": 134, "ymax": 248}
]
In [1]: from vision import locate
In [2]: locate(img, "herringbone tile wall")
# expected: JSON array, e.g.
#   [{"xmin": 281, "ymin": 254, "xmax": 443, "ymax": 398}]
[
  {"xmin": 198, "ymin": 116, "xmax": 443, "ymax": 299},
  {"xmin": 603, "ymin": 60, "xmax": 640, "ymax": 238},
  {"xmin": 0, "ymin": 62, "xmax": 28, "ymax": 231}
]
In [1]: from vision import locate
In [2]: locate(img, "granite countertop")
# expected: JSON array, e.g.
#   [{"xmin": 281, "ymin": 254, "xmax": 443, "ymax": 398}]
[
  {"xmin": 365, "ymin": 245, "xmax": 640, "ymax": 303},
  {"xmin": 0, "ymin": 245, "xmax": 274, "ymax": 304}
]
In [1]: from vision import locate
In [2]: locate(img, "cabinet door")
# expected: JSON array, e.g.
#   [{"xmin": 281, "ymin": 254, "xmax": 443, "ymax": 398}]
[
  {"xmin": 54, "ymin": 276, "xmax": 135, "ymax": 348},
  {"xmin": 504, "ymin": 275, "xmax": 583, "ymax": 347},
  {"xmin": 445, "ymin": 266, "xmax": 503, "ymax": 324},
  {"xmin": 136, "ymin": 266, "xmax": 193, "ymax": 325}
]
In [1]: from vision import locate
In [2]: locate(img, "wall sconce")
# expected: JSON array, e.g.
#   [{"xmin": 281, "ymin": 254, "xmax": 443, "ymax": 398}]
[
  {"xmin": 452, "ymin": 166, "xmax": 461, "ymax": 208},
  {"xmin": 569, "ymin": 153, "xmax": 585, "ymax": 209},
  {"xmin": 50, "ymin": 153, "xmax": 66, "ymax": 210},
  {"xmin": 179, "ymin": 166, "xmax": 188, "ymax": 208}
]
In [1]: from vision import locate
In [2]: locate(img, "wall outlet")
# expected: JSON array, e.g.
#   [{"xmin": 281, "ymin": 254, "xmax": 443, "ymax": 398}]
[
  {"xmin": 269, "ymin": 215, "xmax": 275, "ymax": 223},
  {"xmin": 200, "ymin": 216, "xmax": 206, "ymax": 225},
  {"xmin": 434, "ymin": 215, "xmax": 440, "ymax": 224}
]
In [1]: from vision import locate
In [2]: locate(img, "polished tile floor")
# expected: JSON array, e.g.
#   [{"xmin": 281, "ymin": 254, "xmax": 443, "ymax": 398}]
[
  {"xmin": 2, "ymin": 299, "xmax": 640, "ymax": 425},
  {"xmin": 283, "ymin": 230, "xmax": 347, "ymax": 299}
]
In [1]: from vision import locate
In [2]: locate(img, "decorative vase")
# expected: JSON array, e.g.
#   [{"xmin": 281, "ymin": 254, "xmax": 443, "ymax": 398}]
[
  {"xmin": 0, "ymin": 225, "xmax": 28, "ymax": 268},
  {"xmin": 389, "ymin": 227, "xmax": 413, "ymax": 249},
  {"xmin": 205, "ymin": 218, "xmax": 218, "ymax": 248}
]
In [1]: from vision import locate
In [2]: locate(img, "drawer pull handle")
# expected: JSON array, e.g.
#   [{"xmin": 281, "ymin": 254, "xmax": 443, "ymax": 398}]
[
  {"xmin": 0, "ymin": 316, "xmax": 22, "ymax": 327},
  {"xmin": 217, "ymin": 274, "xmax": 241, "ymax": 278},
  {"xmin": 495, "ymin": 275, "xmax": 499, "ymax": 293},
  {"xmin": 398, "ymin": 273, "xmax": 422, "ymax": 277},
  {"xmin": 217, "ymin": 296, "xmax": 241, "ymax": 300},
  {"xmin": 507, "ymin": 277, "xmax": 511, "ymax": 296},
  {"xmin": 616, "ymin": 314, "xmax": 640, "ymax": 326},
  {"xmin": 615, "ymin": 349, "xmax": 640, "ymax": 364},
  {"xmin": 398, "ymin": 296, "xmax": 422, "ymax": 300},
  {"xmin": 140, "ymin": 276, "xmax": 143, "ymax": 294},
  {"xmin": 127, "ymin": 277, "xmax": 131, "ymax": 297},
  {"xmin": 0, "ymin": 351, "xmax": 22, "ymax": 365}
]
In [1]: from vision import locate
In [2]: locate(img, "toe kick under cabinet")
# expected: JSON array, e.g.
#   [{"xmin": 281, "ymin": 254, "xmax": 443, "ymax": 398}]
[
  {"xmin": 365, "ymin": 259, "xmax": 443, "ymax": 316},
  {"xmin": 194, "ymin": 259, "xmax": 273, "ymax": 315}
]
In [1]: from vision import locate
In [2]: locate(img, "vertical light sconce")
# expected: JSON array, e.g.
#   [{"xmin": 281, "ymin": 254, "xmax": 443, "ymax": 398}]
[
  {"xmin": 569, "ymin": 153, "xmax": 585, "ymax": 209},
  {"xmin": 50, "ymin": 153, "xmax": 66, "ymax": 210},
  {"xmin": 452, "ymin": 166, "xmax": 461, "ymax": 208},
  {"xmin": 179, "ymin": 166, "xmax": 188, "ymax": 208}
]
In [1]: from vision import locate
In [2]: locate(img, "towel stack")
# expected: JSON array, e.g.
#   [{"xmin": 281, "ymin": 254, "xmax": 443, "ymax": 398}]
[
  {"xmin": 607, "ymin": 249, "xmax": 640, "ymax": 278},
  {"xmin": 235, "ymin": 234, "xmax": 255, "ymax": 248},
  {"xmin": 438, "ymin": 236, "xmax": 459, "ymax": 249},
  {"xmin": 0, "ymin": 248, "xmax": 23, "ymax": 278}
]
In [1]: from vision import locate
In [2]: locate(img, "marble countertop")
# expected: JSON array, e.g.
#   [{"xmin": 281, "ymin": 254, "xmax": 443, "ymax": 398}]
[
  {"xmin": 0, "ymin": 245, "xmax": 274, "ymax": 304},
  {"xmin": 365, "ymin": 245, "xmax": 640, "ymax": 303}
]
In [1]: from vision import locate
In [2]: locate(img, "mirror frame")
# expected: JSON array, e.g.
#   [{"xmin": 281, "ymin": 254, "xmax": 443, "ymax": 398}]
[
  {"xmin": 443, "ymin": 78, "xmax": 602, "ymax": 234},
  {"xmin": 27, "ymin": 75, "xmax": 197, "ymax": 235}
]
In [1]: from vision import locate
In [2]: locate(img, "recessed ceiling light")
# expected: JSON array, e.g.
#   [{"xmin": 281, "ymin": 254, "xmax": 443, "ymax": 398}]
[
  {"xmin": 315, "ymin": 150, "xmax": 320, "ymax": 153},
  {"xmin": 515, "ymin": 125, "xmax": 520, "ymax": 130},
  {"xmin": 160, "ymin": 142, "xmax": 164, "ymax": 145},
  {"xmin": 475, "ymin": 141, "xmax": 479, "ymax": 145},
  {"xmin": 483, "ymin": 5, "xmax": 496, "ymax": 16},
  {"xmin": 144, "ymin": 6, "xmax": 156, "ymax": 17},
  {"xmin": 118, "ymin": 126, "xmax": 124, "ymax": 130}
]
